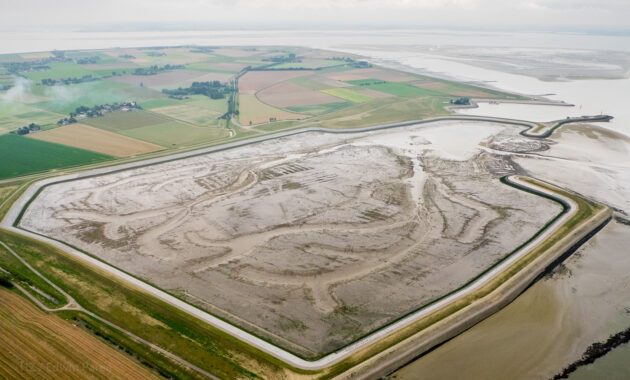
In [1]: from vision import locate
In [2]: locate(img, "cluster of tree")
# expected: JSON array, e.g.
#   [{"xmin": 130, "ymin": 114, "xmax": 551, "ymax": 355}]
[
  {"xmin": 12, "ymin": 123, "xmax": 41, "ymax": 135},
  {"xmin": 75, "ymin": 56, "xmax": 100, "ymax": 64},
  {"xmin": 451, "ymin": 97, "xmax": 471, "ymax": 105},
  {"xmin": 1, "ymin": 54, "xmax": 70, "ymax": 74},
  {"xmin": 57, "ymin": 101, "xmax": 141, "ymax": 126},
  {"xmin": 118, "ymin": 54, "xmax": 136, "ymax": 59},
  {"xmin": 355, "ymin": 80, "xmax": 387, "ymax": 86},
  {"xmin": 329, "ymin": 56, "xmax": 355, "ymax": 62},
  {"xmin": 3, "ymin": 61, "xmax": 51, "ymax": 74},
  {"xmin": 350, "ymin": 60, "xmax": 371, "ymax": 68},
  {"xmin": 146, "ymin": 51, "xmax": 166, "ymax": 57},
  {"xmin": 219, "ymin": 94, "xmax": 237, "ymax": 119},
  {"xmin": 162, "ymin": 81, "xmax": 229, "ymax": 100},
  {"xmin": 262, "ymin": 53, "xmax": 300, "ymax": 63},
  {"xmin": 41, "ymin": 75, "xmax": 98, "ymax": 86},
  {"xmin": 57, "ymin": 116, "xmax": 77, "ymax": 126},
  {"xmin": 189, "ymin": 47, "xmax": 214, "ymax": 53},
  {"xmin": 133, "ymin": 64, "xmax": 184, "ymax": 76}
]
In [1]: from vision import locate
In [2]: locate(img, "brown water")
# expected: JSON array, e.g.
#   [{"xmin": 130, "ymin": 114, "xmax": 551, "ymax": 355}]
[
  {"xmin": 391, "ymin": 221, "xmax": 630, "ymax": 380},
  {"xmin": 569, "ymin": 343, "xmax": 630, "ymax": 380}
]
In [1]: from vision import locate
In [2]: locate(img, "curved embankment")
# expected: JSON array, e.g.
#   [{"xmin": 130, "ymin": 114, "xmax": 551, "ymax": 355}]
[
  {"xmin": 519, "ymin": 114, "xmax": 613, "ymax": 138},
  {"xmin": 0, "ymin": 116, "xmax": 612, "ymax": 374}
]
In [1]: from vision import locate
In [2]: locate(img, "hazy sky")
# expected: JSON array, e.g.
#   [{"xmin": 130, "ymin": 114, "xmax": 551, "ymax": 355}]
[{"xmin": 3, "ymin": 0, "xmax": 630, "ymax": 32}]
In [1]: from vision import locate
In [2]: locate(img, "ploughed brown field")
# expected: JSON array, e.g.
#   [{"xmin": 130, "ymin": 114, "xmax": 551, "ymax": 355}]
[{"xmin": 0, "ymin": 289, "xmax": 159, "ymax": 380}]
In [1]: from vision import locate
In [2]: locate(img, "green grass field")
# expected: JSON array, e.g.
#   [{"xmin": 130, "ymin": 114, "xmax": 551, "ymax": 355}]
[
  {"xmin": 351, "ymin": 81, "xmax": 443, "ymax": 97},
  {"xmin": 270, "ymin": 60, "xmax": 341, "ymax": 70},
  {"xmin": 82, "ymin": 110, "xmax": 171, "ymax": 131},
  {"xmin": 0, "ymin": 99, "xmax": 65, "ymax": 134},
  {"xmin": 287, "ymin": 102, "xmax": 351, "ymax": 115},
  {"xmin": 316, "ymin": 96, "xmax": 448, "ymax": 129},
  {"xmin": 139, "ymin": 98, "xmax": 183, "ymax": 109},
  {"xmin": 150, "ymin": 102, "xmax": 226, "ymax": 128},
  {"xmin": 33, "ymin": 81, "xmax": 140, "ymax": 114},
  {"xmin": 119, "ymin": 121, "xmax": 229, "ymax": 147},
  {"xmin": 0, "ymin": 134, "xmax": 112, "ymax": 179},
  {"xmin": 0, "ymin": 243, "xmax": 67, "ymax": 307},
  {"xmin": 24, "ymin": 63, "xmax": 96, "ymax": 82},
  {"xmin": 321, "ymin": 88, "xmax": 373, "ymax": 103}
]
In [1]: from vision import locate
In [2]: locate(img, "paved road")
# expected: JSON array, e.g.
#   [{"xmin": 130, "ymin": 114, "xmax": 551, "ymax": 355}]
[{"xmin": 0, "ymin": 116, "xmax": 592, "ymax": 371}]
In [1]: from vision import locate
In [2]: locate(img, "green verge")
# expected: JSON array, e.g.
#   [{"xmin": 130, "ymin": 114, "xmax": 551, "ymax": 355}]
[
  {"xmin": 286, "ymin": 102, "xmax": 351, "ymax": 116},
  {"xmin": 0, "ymin": 243, "xmax": 67, "ymax": 307}
]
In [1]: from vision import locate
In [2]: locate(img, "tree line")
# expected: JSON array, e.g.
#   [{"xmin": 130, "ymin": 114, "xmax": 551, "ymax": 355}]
[{"xmin": 162, "ymin": 81, "xmax": 230, "ymax": 100}]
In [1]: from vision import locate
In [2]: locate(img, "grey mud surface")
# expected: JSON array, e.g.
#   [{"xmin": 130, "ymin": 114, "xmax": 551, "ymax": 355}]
[{"xmin": 20, "ymin": 120, "xmax": 561, "ymax": 356}]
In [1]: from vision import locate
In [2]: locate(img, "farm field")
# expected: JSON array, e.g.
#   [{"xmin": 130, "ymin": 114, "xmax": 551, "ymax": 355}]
[
  {"xmin": 349, "ymin": 79, "xmax": 443, "ymax": 97},
  {"xmin": 286, "ymin": 102, "xmax": 352, "ymax": 116},
  {"xmin": 238, "ymin": 94, "xmax": 306, "ymax": 125},
  {"xmin": 120, "ymin": 121, "xmax": 228, "ymax": 147},
  {"xmin": 0, "ymin": 134, "xmax": 111, "ymax": 179},
  {"xmin": 238, "ymin": 70, "xmax": 313, "ymax": 94},
  {"xmin": 258, "ymin": 81, "xmax": 342, "ymax": 107},
  {"xmin": 269, "ymin": 59, "xmax": 342, "ymax": 69},
  {"xmin": 186, "ymin": 62, "xmax": 249, "ymax": 73},
  {"xmin": 150, "ymin": 96, "xmax": 229, "ymax": 127},
  {"xmin": 322, "ymin": 87, "xmax": 374, "ymax": 102},
  {"xmin": 32, "ymin": 81, "xmax": 159, "ymax": 115},
  {"xmin": 0, "ymin": 100, "xmax": 64, "ymax": 134},
  {"xmin": 0, "ymin": 45, "xmax": 520, "ymax": 179},
  {"xmin": 108, "ymin": 69, "xmax": 233, "ymax": 89},
  {"xmin": 28, "ymin": 123, "xmax": 164, "ymax": 157},
  {"xmin": 325, "ymin": 67, "xmax": 417, "ymax": 82},
  {"xmin": 290, "ymin": 75, "xmax": 351, "ymax": 90},
  {"xmin": 81, "ymin": 110, "xmax": 171, "ymax": 131},
  {"xmin": 23, "ymin": 62, "xmax": 96, "ymax": 82},
  {"xmin": 0, "ymin": 288, "xmax": 160, "ymax": 380}
]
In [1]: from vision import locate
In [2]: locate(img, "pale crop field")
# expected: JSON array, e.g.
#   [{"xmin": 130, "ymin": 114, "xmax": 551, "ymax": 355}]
[
  {"xmin": 322, "ymin": 88, "xmax": 374, "ymax": 103},
  {"xmin": 29, "ymin": 123, "xmax": 164, "ymax": 157},
  {"xmin": 238, "ymin": 94, "xmax": 306, "ymax": 125},
  {"xmin": 0, "ymin": 289, "xmax": 160, "ymax": 380}
]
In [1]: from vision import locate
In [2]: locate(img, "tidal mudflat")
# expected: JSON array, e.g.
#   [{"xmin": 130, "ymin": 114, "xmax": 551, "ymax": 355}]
[{"xmin": 19, "ymin": 120, "xmax": 560, "ymax": 356}]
